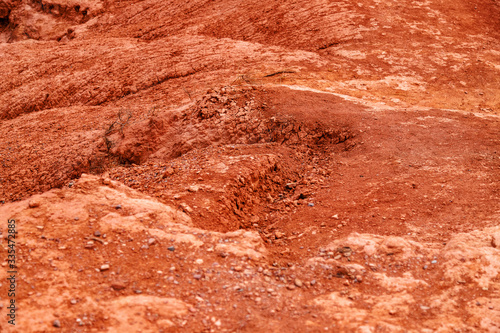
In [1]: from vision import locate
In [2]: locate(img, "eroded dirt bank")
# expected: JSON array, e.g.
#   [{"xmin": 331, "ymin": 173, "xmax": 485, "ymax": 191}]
[{"xmin": 0, "ymin": 0, "xmax": 499, "ymax": 331}]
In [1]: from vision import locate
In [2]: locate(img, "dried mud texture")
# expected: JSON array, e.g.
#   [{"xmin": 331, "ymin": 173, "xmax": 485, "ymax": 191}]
[
  {"xmin": 107, "ymin": 87, "xmax": 354, "ymax": 163},
  {"xmin": 0, "ymin": 0, "xmax": 103, "ymax": 42},
  {"xmin": 1, "ymin": 0, "xmax": 500, "ymax": 331}
]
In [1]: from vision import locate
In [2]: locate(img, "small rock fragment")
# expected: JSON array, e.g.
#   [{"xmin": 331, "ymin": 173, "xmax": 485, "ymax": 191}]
[
  {"xmin": 492, "ymin": 233, "xmax": 500, "ymax": 248},
  {"xmin": 29, "ymin": 199, "xmax": 40, "ymax": 208},
  {"xmin": 148, "ymin": 238, "xmax": 156, "ymax": 246},
  {"xmin": 111, "ymin": 283, "xmax": 127, "ymax": 291},
  {"xmin": 167, "ymin": 246, "xmax": 175, "ymax": 252},
  {"xmin": 188, "ymin": 185, "xmax": 199, "ymax": 192},
  {"xmin": 53, "ymin": 320, "xmax": 61, "ymax": 328},
  {"xmin": 275, "ymin": 231, "xmax": 285, "ymax": 239},
  {"xmin": 100, "ymin": 264, "xmax": 110, "ymax": 271},
  {"xmin": 180, "ymin": 203, "xmax": 193, "ymax": 213},
  {"xmin": 164, "ymin": 167, "xmax": 175, "ymax": 177},
  {"xmin": 294, "ymin": 279, "xmax": 303, "ymax": 288}
]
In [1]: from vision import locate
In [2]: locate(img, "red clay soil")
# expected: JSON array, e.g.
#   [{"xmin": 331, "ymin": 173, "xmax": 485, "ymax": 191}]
[{"xmin": 0, "ymin": 0, "xmax": 500, "ymax": 332}]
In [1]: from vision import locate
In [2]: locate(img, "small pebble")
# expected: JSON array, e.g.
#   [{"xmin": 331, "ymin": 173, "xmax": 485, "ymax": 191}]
[
  {"xmin": 111, "ymin": 283, "xmax": 127, "ymax": 291},
  {"xmin": 168, "ymin": 246, "xmax": 175, "ymax": 252},
  {"xmin": 308, "ymin": 203, "xmax": 314, "ymax": 207},
  {"xmin": 94, "ymin": 231, "xmax": 101, "ymax": 237},
  {"xmin": 100, "ymin": 264, "xmax": 110, "ymax": 271},
  {"xmin": 53, "ymin": 320, "xmax": 61, "ymax": 328},
  {"xmin": 115, "ymin": 205, "xmax": 122, "ymax": 209},
  {"xmin": 431, "ymin": 260, "xmax": 437, "ymax": 264},
  {"xmin": 29, "ymin": 199, "xmax": 40, "ymax": 208}
]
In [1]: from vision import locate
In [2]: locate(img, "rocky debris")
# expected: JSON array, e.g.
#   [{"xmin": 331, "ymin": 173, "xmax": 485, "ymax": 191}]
[
  {"xmin": 214, "ymin": 230, "xmax": 268, "ymax": 260},
  {"xmin": 441, "ymin": 227, "xmax": 500, "ymax": 288},
  {"xmin": 305, "ymin": 228, "xmax": 500, "ymax": 331},
  {"xmin": 325, "ymin": 233, "xmax": 423, "ymax": 259},
  {"xmin": 0, "ymin": 174, "xmax": 275, "ymax": 331}
]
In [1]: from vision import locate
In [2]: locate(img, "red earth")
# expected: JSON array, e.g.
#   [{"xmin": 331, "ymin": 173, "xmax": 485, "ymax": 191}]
[{"xmin": 0, "ymin": 0, "xmax": 500, "ymax": 332}]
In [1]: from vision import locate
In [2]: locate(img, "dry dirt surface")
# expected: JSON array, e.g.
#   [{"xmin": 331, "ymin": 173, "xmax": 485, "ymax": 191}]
[{"xmin": 1, "ymin": 0, "xmax": 500, "ymax": 332}]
